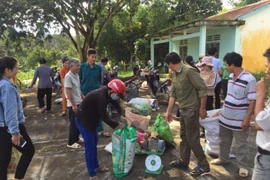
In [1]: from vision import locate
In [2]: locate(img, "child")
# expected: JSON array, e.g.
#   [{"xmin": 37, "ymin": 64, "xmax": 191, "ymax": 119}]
[{"xmin": 198, "ymin": 56, "xmax": 218, "ymax": 137}]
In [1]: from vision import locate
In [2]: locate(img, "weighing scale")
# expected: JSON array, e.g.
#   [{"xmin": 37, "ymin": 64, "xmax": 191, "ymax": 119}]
[{"xmin": 145, "ymin": 154, "xmax": 163, "ymax": 174}]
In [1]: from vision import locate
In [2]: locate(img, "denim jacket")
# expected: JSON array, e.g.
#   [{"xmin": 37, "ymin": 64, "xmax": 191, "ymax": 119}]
[{"xmin": 0, "ymin": 77, "xmax": 24, "ymax": 135}]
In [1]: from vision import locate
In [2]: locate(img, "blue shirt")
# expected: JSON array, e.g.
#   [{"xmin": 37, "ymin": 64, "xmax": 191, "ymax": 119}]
[
  {"xmin": 0, "ymin": 77, "xmax": 24, "ymax": 135},
  {"xmin": 32, "ymin": 65, "xmax": 54, "ymax": 88},
  {"xmin": 211, "ymin": 56, "xmax": 222, "ymax": 83},
  {"xmin": 79, "ymin": 62, "xmax": 102, "ymax": 96}
]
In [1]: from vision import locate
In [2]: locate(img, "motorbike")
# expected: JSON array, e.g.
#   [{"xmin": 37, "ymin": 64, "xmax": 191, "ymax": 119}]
[
  {"xmin": 145, "ymin": 69, "xmax": 172, "ymax": 102},
  {"xmin": 53, "ymin": 71, "xmax": 62, "ymax": 98}
]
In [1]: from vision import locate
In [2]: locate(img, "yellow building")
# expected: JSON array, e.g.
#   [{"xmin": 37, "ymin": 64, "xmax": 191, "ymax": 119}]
[{"xmin": 150, "ymin": 0, "xmax": 270, "ymax": 73}]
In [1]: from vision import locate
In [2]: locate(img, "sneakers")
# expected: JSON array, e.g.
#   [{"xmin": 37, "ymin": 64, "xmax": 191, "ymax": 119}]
[
  {"xmin": 211, "ymin": 158, "xmax": 230, "ymax": 165},
  {"xmin": 67, "ymin": 143, "xmax": 82, "ymax": 149}
]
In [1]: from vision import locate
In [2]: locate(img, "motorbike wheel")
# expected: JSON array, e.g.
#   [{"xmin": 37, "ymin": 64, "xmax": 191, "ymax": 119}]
[
  {"xmin": 55, "ymin": 87, "xmax": 62, "ymax": 98},
  {"xmin": 107, "ymin": 103, "xmax": 112, "ymax": 119},
  {"xmin": 148, "ymin": 85, "xmax": 156, "ymax": 98}
]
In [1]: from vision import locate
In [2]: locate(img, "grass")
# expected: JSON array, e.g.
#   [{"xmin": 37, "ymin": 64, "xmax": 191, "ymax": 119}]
[
  {"xmin": 118, "ymin": 70, "xmax": 133, "ymax": 77},
  {"xmin": 17, "ymin": 70, "xmax": 35, "ymax": 81}
]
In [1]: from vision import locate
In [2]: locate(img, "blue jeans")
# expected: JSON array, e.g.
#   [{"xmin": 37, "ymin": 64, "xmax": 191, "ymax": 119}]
[
  {"xmin": 252, "ymin": 153, "xmax": 270, "ymax": 180},
  {"xmin": 75, "ymin": 118, "xmax": 99, "ymax": 177}
]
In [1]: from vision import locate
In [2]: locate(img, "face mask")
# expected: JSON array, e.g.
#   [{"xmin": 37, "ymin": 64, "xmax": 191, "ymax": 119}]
[{"xmin": 111, "ymin": 95, "xmax": 119, "ymax": 101}]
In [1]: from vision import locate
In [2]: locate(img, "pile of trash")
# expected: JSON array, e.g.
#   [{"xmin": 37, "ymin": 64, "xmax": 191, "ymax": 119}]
[{"xmin": 107, "ymin": 97, "xmax": 174, "ymax": 178}]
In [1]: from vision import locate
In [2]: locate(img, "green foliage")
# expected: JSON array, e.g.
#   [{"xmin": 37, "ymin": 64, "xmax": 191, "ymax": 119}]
[
  {"xmin": 171, "ymin": 0, "xmax": 222, "ymax": 23},
  {"xmin": 234, "ymin": 0, "xmax": 260, "ymax": 7},
  {"xmin": 118, "ymin": 70, "xmax": 134, "ymax": 77},
  {"xmin": 17, "ymin": 70, "xmax": 35, "ymax": 81},
  {"xmin": 252, "ymin": 71, "xmax": 266, "ymax": 81}
]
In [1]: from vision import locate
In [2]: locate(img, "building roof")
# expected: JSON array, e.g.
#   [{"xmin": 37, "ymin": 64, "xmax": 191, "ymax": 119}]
[
  {"xmin": 206, "ymin": 0, "xmax": 270, "ymax": 20},
  {"xmin": 149, "ymin": 0, "xmax": 270, "ymax": 38}
]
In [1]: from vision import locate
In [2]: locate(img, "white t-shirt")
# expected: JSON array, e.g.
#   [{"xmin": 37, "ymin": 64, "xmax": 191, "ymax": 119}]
[
  {"xmin": 211, "ymin": 56, "xmax": 222, "ymax": 83},
  {"xmin": 255, "ymin": 99, "xmax": 270, "ymax": 151},
  {"xmin": 64, "ymin": 71, "xmax": 82, "ymax": 107}
]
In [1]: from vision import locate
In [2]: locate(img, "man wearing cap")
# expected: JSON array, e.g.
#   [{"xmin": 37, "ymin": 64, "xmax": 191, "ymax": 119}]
[
  {"xmin": 60, "ymin": 56, "xmax": 70, "ymax": 116},
  {"xmin": 75, "ymin": 79, "xmax": 125, "ymax": 180}
]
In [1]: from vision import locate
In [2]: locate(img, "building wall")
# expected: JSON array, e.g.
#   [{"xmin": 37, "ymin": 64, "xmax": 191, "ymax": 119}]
[
  {"xmin": 240, "ymin": 5, "xmax": 270, "ymax": 73},
  {"xmin": 187, "ymin": 37, "xmax": 200, "ymax": 62},
  {"xmin": 207, "ymin": 27, "xmax": 236, "ymax": 61}
]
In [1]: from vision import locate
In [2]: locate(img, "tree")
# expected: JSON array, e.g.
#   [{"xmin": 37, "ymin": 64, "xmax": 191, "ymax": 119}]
[
  {"xmin": 0, "ymin": 0, "xmax": 141, "ymax": 62},
  {"xmin": 233, "ymin": 0, "xmax": 260, "ymax": 7},
  {"xmin": 171, "ymin": 0, "xmax": 222, "ymax": 23}
]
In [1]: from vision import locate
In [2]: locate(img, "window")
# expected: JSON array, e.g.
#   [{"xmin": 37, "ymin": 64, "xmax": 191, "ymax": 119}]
[
  {"xmin": 206, "ymin": 34, "xmax": 220, "ymax": 58},
  {"xmin": 179, "ymin": 39, "xmax": 188, "ymax": 59}
]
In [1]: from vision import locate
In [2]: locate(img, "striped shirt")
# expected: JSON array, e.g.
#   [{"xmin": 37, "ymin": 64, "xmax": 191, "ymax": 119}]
[{"xmin": 219, "ymin": 70, "xmax": 256, "ymax": 131}]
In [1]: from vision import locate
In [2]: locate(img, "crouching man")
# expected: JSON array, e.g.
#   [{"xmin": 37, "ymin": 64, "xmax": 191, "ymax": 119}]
[{"xmin": 75, "ymin": 79, "xmax": 125, "ymax": 180}]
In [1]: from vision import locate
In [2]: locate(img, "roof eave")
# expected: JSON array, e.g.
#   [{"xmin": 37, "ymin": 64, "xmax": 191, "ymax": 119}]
[{"xmin": 149, "ymin": 20, "xmax": 245, "ymax": 38}]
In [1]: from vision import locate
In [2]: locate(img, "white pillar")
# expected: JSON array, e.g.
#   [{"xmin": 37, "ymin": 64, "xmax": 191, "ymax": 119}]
[
  {"xmin": 234, "ymin": 26, "xmax": 241, "ymax": 54},
  {"xmin": 150, "ymin": 38, "xmax": 155, "ymax": 66},
  {"xmin": 169, "ymin": 35, "xmax": 173, "ymax": 52},
  {"xmin": 199, "ymin": 25, "xmax": 207, "ymax": 56},
  {"xmin": 172, "ymin": 41, "xmax": 180, "ymax": 54}
]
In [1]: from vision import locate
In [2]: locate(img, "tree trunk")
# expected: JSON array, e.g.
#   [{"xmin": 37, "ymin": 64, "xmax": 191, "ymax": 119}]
[
  {"xmin": 129, "ymin": 54, "xmax": 133, "ymax": 69},
  {"xmin": 75, "ymin": 19, "xmax": 84, "ymax": 63}
]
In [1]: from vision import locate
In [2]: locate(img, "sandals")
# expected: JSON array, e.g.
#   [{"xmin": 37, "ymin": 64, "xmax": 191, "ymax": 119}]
[
  {"xmin": 169, "ymin": 159, "xmax": 188, "ymax": 168},
  {"xmin": 239, "ymin": 168, "xmax": 249, "ymax": 177},
  {"xmin": 67, "ymin": 143, "xmax": 82, "ymax": 149},
  {"xmin": 190, "ymin": 165, "xmax": 210, "ymax": 176},
  {"xmin": 98, "ymin": 132, "xmax": 110, "ymax": 137},
  {"xmin": 41, "ymin": 106, "xmax": 47, "ymax": 113},
  {"xmin": 95, "ymin": 166, "xmax": 109, "ymax": 173},
  {"xmin": 60, "ymin": 111, "xmax": 66, "ymax": 116},
  {"xmin": 77, "ymin": 137, "xmax": 84, "ymax": 143}
]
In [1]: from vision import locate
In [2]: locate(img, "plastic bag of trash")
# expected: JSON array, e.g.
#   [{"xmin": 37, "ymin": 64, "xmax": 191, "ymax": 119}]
[
  {"xmin": 131, "ymin": 103, "xmax": 152, "ymax": 116},
  {"xmin": 152, "ymin": 114, "xmax": 174, "ymax": 143},
  {"xmin": 112, "ymin": 125, "xmax": 138, "ymax": 178},
  {"xmin": 105, "ymin": 142, "xmax": 113, "ymax": 154},
  {"xmin": 8, "ymin": 147, "xmax": 22, "ymax": 174},
  {"xmin": 200, "ymin": 109, "xmax": 220, "ymax": 156},
  {"xmin": 125, "ymin": 107, "xmax": 151, "ymax": 131}
]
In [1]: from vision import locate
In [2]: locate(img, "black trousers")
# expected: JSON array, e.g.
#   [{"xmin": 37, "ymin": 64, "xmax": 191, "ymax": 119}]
[
  {"xmin": 68, "ymin": 106, "xmax": 80, "ymax": 145},
  {"xmin": 37, "ymin": 88, "xmax": 52, "ymax": 111},
  {"xmin": 0, "ymin": 124, "xmax": 35, "ymax": 180},
  {"xmin": 214, "ymin": 82, "xmax": 222, "ymax": 109},
  {"xmin": 222, "ymin": 79, "xmax": 228, "ymax": 99},
  {"xmin": 206, "ymin": 96, "xmax": 214, "ymax": 111}
]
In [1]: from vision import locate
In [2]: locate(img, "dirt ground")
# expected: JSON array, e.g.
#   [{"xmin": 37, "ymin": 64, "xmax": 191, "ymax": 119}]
[{"xmin": 8, "ymin": 87, "xmax": 257, "ymax": 180}]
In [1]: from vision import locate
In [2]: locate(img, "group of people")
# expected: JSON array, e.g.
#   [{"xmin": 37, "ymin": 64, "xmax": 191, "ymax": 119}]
[
  {"xmin": 165, "ymin": 48, "xmax": 270, "ymax": 179},
  {"xmin": 0, "ymin": 49, "xmax": 126, "ymax": 180},
  {"xmin": 1, "ymin": 46, "xmax": 270, "ymax": 179}
]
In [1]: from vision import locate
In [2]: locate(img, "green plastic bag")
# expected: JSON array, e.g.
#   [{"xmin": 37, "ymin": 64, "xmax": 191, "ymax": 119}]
[
  {"xmin": 153, "ymin": 114, "xmax": 174, "ymax": 143},
  {"xmin": 112, "ymin": 125, "xmax": 138, "ymax": 178},
  {"xmin": 131, "ymin": 103, "xmax": 152, "ymax": 116}
]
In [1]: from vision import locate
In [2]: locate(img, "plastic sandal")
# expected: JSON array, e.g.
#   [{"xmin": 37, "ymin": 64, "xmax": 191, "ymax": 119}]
[
  {"xmin": 98, "ymin": 132, "xmax": 111, "ymax": 137},
  {"xmin": 95, "ymin": 166, "xmax": 109, "ymax": 173},
  {"xmin": 190, "ymin": 165, "xmax": 210, "ymax": 176},
  {"xmin": 77, "ymin": 138, "xmax": 84, "ymax": 143},
  {"xmin": 67, "ymin": 143, "xmax": 82, "ymax": 149},
  {"xmin": 239, "ymin": 168, "xmax": 249, "ymax": 177}
]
